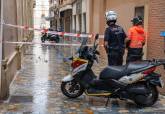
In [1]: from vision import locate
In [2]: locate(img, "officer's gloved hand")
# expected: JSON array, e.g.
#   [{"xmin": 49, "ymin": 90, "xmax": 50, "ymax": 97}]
[{"xmin": 104, "ymin": 45, "xmax": 109, "ymax": 54}]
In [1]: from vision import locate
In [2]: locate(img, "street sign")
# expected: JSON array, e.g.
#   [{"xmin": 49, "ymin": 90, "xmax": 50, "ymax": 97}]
[{"xmin": 160, "ymin": 31, "xmax": 165, "ymax": 37}]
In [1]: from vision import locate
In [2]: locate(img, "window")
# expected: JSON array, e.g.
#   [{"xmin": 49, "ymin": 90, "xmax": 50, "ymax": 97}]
[
  {"xmin": 135, "ymin": 6, "xmax": 144, "ymax": 20},
  {"xmin": 83, "ymin": 13, "xmax": 86, "ymax": 33},
  {"xmin": 78, "ymin": 14, "xmax": 82, "ymax": 33},
  {"xmin": 74, "ymin": 15, "xmax": 76, "ymax": 32}
]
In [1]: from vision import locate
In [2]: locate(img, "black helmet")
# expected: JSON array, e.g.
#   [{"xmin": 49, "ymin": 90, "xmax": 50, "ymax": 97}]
[{"xmin": 131, "ymin": 16, "xmax": 143, "ymax": 25}]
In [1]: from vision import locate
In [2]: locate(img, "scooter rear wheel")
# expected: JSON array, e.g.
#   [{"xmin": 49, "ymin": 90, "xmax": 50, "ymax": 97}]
[
  {"xmin": 134, "ymin": 86, "xmax": 158, "ymax": 107},
  {"xmin": 61, "ymin": 81, "xmax": 84, "ymax": 98}
]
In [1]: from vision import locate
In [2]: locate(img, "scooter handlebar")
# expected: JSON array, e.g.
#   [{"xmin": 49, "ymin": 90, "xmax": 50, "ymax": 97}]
[{"xmin": 150, "ymin": 59, "xmax": 165, "ymax": 69}]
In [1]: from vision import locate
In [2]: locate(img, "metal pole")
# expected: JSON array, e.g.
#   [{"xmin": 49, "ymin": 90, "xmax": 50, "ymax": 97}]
[{"xmin": 0, "ymin": 0, "xmax": 4, "ymax": 92}]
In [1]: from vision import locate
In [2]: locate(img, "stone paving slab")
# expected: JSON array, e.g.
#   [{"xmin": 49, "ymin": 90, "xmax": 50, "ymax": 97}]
[{"xmin": 0, "ymin": 45, "xmax": 165, "ymax": 114}]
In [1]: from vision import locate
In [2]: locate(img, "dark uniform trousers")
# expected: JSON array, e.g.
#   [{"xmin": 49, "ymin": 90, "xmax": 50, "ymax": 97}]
[
  {"xmin": 108, "ymin": 49, "xmax": 124, "ymax": 66},
  {"xmin": 126, "ymin": 48, "xmax": 143, "ymax": 63}
]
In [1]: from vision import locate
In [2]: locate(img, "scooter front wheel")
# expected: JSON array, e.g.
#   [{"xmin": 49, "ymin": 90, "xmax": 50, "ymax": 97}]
[{"xmin": 61, "ymin": 80, "xmax": 84, "ymax": 98}]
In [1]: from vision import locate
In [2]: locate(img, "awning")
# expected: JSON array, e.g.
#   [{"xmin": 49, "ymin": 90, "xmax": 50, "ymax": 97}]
[{"xmin": 59, "ymin": 5, "xmax": 72, "ymax": 12}]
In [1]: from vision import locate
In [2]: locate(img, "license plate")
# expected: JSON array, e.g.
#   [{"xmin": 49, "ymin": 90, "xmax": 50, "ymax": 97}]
[{"xmin": 160, "ymin": 78, "xmax": 164, "ymax": 88}]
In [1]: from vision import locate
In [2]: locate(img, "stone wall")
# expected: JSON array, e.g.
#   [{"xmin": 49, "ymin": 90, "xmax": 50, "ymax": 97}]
[{"xmin": 0, "ymin": 0, "xmax": 34, "ymax": 99}]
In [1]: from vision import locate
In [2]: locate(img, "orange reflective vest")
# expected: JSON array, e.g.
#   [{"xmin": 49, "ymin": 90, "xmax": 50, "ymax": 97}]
[{"xmin": 128, "ymin": 26, "xmax": 146, "ymax": 48}]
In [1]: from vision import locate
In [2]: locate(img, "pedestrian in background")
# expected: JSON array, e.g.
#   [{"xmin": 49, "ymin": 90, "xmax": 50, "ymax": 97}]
[
  {"xmin": 104, "ymin": 10, "xmax": 127, "ymax": 66},
  {"xmin": 126, "ymin": 16, "xmax": 146, "ymax": 63}
]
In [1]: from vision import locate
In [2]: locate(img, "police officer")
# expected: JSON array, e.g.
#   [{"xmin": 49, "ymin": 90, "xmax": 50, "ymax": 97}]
[
  {"xmin": 104, "ymin": 11, "xmax": 126, "ymax": 66},
  {"xmin": 126, "ymin": 16, "xmax": 146, "ymax": 63}
]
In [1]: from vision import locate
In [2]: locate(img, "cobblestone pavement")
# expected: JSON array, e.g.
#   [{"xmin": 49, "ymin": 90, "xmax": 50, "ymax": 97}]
[{"xmin": 1, "ymin": 37, "xmax": 165, "ymax": 114}]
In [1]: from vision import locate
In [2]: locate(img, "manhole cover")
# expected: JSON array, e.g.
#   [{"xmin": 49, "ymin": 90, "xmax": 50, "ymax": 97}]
[{"xmin": 9, "ymin": 96, "xmax": 33, "ymax": 103}]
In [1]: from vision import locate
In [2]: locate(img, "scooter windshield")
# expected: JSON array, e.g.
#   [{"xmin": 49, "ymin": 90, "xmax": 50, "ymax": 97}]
[
  {"xmin": 75, "ymin": 37, "xmax": 88, "ymax": 57},
  {"xmin": 81, "ymin": 37, "xmax": 88, "ymax": 46},
  {"xmin": 78, "ymin": 38, "xmax": 88, "ymax": 51}
]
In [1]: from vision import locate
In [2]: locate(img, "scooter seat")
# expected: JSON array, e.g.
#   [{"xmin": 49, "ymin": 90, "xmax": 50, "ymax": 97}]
[
  {"xmin": 100, "ymin": 65, "xmax": 127, "ymax": 80},
  {"xmin": 100, "ymin": 61, "xmax": 150, "ymax": 80},
  {"xmin": 126, "ymin": 61, "xmax": 150, "ymax": 72}
]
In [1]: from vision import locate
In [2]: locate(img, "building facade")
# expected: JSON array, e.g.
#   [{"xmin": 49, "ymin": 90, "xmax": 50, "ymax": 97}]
[
  {"xmin": 0, "ymin": 0, "xmax": 34, "ymax": 99},
  {"xmin": 52, "ymin": 0, "xmax": 148, "ymax": 38},
  {"xmin": 49, "ymin": 0, "xmax": 79, "ymax": 32},
  {"xmin": 49, "ymin": 0, "xmax": 74, "ymax": 32},
  {"xmin": 147, "ymin": 0, "xmax": 165, "ymax": 93},
  {"xmin": 59, "ymin": 0, "xmax": 73, "ymax": 32},
  {"xmin": 48, "ymin": 0, "xmax": 58, "ymax": 29}
]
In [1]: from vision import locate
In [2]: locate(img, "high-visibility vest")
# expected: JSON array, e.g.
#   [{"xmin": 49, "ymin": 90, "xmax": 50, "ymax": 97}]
[{"xmin": 128, "ymin": 26, "xmax": 146, "ymax": 48}]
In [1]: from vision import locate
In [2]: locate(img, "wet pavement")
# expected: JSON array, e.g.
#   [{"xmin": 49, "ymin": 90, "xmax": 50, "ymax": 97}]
[{"xmin": 1, "ymin": 36, "xmax": 165, "ymax": 114}]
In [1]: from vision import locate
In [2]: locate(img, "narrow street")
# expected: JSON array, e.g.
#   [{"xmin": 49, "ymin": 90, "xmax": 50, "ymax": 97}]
[
  {"xmin": 0, "ymin": 34, "xmax": 165, "ymax": 113},
  {"xmin": 0, "ymin": 0, "xmax": 165, "ymax": 114}
]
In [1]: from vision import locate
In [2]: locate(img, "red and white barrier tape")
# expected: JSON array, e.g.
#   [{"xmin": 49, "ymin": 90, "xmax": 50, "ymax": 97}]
[
  {"xmin": 4, "ymin": 23, "xmax": 42, "ymax": 32},
  {"xmin": 3, "ymin": 23, "xmax": 104, "ymax": 38},
  {"xmin": 4, "ymin": 41, "xmax": 81, "ymax": 46},
  {"xmin": 2, "ymin": 23, "xmax": 105, "ymax": 46},
  {"xmin": 4, "ymin": 41, "xmax": 104, "ymax": 47}
]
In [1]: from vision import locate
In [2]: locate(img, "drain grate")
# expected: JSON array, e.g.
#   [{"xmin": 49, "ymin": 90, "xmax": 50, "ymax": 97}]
[{"xmin": 9, "ymin": 96, "xmax": 33, "ymax": 103}]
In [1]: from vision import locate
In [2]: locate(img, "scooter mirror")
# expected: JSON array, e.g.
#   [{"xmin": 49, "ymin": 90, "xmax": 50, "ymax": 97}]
[{"xmin": 63, "ymin": 56, "xmax": 73, "ymax": 63}]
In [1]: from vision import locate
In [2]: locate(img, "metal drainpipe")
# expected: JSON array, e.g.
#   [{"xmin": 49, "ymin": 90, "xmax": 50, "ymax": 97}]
[{"xmin": 0, "ymin": 0, "xmax": 4, "ymax": 95}]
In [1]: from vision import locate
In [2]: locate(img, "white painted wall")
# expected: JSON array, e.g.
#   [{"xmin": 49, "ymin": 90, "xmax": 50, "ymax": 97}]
[
  {"xmin": 86, "ymin": 0, "xmax": 90, "ymax": 33},
  {"xmin": 72, "ymin": 2, "xmax": 76, "ymax": 32},
  {"xmin": 82, "ymin": 0, "xmax": 86, "ymax": 13},
  {"xmin": 72, "ymin": 0, "xmax": 87, "ymax": 33},
  {"xmin": 72, "ymin": 3, "xmax": 76, "ymax": 15}
]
